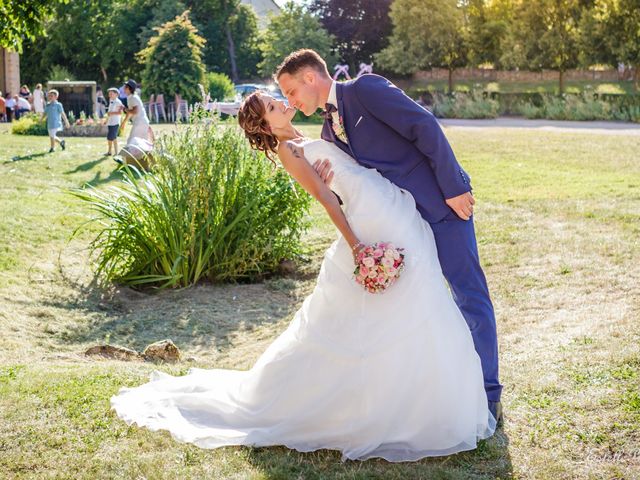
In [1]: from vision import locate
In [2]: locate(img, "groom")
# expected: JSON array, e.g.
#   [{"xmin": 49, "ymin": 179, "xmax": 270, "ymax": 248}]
[{"xmin": 276, "ymin": 49, "xmax": 503, "ymax": 422}]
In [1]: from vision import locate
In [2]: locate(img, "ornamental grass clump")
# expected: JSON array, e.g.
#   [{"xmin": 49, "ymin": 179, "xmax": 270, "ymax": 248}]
[{"xmin": 72, "ymin": 125, "xmax": 310, "ymax": 288}]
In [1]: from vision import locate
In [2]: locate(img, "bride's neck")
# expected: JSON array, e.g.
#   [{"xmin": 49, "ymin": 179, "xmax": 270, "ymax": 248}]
[{"xmin": 274, "ymin": 124, "xmax": 304, "ymax": 143}]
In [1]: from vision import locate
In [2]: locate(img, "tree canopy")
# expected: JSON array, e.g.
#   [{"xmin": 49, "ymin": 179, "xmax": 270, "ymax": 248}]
[
  {"xmin": 138, "ymin": 12, "xmax": 206, "ymax": 103},
  {"xmin": 258, "ymin": 2, "xmax": 335, "ymax": 77}
]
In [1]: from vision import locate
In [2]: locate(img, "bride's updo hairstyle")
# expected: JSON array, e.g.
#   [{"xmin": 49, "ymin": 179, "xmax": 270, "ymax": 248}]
[{"xmin": 237, "ymin": 92, "xmax": 278, "ymax": 162}]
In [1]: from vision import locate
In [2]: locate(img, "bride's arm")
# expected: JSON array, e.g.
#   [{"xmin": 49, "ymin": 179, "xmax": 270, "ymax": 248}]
[{"xmin": 278, "ymin": 141, "xmax": 361, "ymax": 255}]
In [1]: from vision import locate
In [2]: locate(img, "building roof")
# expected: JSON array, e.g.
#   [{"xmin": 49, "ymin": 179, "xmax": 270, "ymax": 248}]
[{"xmin": 241, "ymin": 0, "xmax": 280, "ymax": 28}]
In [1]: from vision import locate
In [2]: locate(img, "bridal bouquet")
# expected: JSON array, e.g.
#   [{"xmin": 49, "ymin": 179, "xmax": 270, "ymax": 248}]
[{"xmin": 354, "ymin": 242, "xmax": 405, "ymax": 293}]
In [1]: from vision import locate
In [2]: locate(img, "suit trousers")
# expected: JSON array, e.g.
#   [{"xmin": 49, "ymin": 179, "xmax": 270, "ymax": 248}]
[{"xmin": 430, "ymin": 212, "xmax": 502, "ymax": 402}]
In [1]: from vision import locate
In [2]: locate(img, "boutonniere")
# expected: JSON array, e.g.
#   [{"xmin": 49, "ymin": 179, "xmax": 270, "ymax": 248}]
[{"xmin": 332, "ymin": 115, "xmax": 348, "ymax": 143}]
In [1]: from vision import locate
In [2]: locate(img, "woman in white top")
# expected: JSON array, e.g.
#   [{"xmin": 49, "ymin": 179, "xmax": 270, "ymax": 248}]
[
  {"xmin": 119, "ymin": 79, "xmax": 154, "ymax": 144},
  {"xmin": 32, "ymin": 84, "xmax": 45, "ymax": 114}
]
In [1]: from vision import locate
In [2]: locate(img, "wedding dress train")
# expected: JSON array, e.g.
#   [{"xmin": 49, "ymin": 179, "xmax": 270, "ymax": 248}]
[{"xmin": 111, "ymin": 139, "xmax": 495, "ymax": 461}]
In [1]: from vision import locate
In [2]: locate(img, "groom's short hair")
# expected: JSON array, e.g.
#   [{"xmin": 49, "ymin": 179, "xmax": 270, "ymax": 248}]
[{"xmin": 275, "ymin": 49, "xmax": 330, "ymax": 80}]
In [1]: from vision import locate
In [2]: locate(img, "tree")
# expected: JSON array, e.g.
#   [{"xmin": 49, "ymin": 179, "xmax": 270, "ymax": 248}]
[
  {"xmin": 607, "ymin": 0, "xmax": 640, "ymax": 90},
  {"xmin": 40, "ymin": 0, "xmax": 127, "ymax": 83},
  {"xmin": 465, "ymin": 0, "xmax": 513, "ymax": 68},
  {"xmin": 20, "ymin": 0, "xmax": 149, "ymax": 85},
  {"xmin": 137, "ymin": 0, "xmax": 188, "ymax": 48},
  {"xmin": 580, "ymin": 0, "xmax": 640, "ymax": 91},
  {"xmin": 258, "ymin": 2, "xmax": 336, "ymax": 77},
  {"xmin": 502, "ymin": 0, "xmax": 582, "ymax": 93},
  {"xmin": 0, "ymin": 0, "xmax": 68, "ymax": 52},
  {"xmin": 308, "ymin": 0, "xmax": 392, "ymax": 70},
  {"xmin": 187, "ymin": 0, "xmax": 262, "ymax": 81},
  {"xmin": 139, "ymin": 12, "xmax": 206, "ymax": 103},
  {"xmin": 376, "ymin": 0, "xmax": 467, "ymax": 93}
]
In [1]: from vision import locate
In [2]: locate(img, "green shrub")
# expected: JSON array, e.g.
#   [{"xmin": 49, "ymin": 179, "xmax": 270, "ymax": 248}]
[
  {"xmin": 543, "ymin": 96, "xmax": 569, "ymax": 120},
  {"xmin": 516, "ymin": 102, "xmax": 544, "ymax": 119},
  {"xmin": 206, "ymin": 72, "xmax": 234, "ymax": 101},
  {"xmin": 48, "ymin": 65, "xmax": 76, "ymax": 81},
  {"xmin": 431, "ymin": 94, "xmax": 457, "ymax": 118},
  {"xmin": 72, "ymin": 123, "xmax": 311, "ymax": 288},
  {"xmin": 431, "ymin": 92, "xmax": 499, "ymax": 119},
  {"xmin": 11, "ymin": 113, "xmax": 48, "ymax": 136},
  {"xmin": 293, "ymin": 110, "xmax": 324, "ymax": 124}
]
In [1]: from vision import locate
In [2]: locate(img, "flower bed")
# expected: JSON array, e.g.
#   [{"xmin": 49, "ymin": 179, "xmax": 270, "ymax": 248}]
[{"xmin": 12, "ymin": 112, "xmax": 123, "ymax": 136}]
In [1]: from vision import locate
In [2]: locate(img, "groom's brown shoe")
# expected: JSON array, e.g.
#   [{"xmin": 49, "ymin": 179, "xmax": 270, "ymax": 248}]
[{"xmin": 489, "ymin": 401, "xmax": 503, "ymax": 426}]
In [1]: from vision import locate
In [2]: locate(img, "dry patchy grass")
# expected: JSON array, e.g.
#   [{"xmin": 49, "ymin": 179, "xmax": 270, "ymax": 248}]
[{"xmin": 0, "ymin": 123, "xmax": 639, "ymax": 479}]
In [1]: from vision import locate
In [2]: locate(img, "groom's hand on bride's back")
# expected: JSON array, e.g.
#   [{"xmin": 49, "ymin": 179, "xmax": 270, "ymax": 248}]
[
  {"xmin": 313, "ymin": 159, "xmax": 334, "ymax": 186},
  {"xmin": 445, "ymin": 192, "xmax": 475, "ymax": 221}
]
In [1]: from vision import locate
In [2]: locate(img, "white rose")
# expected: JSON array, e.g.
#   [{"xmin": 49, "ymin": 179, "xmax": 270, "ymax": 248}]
[{"xmin": 363, "ymin": 257, "xmax": 375, "ymax": 268}]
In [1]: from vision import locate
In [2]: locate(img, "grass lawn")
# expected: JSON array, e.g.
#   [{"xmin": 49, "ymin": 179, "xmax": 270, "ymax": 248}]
[{"xmin": 0, "ymin": 122, "xmax": 639, "ymax": 479}]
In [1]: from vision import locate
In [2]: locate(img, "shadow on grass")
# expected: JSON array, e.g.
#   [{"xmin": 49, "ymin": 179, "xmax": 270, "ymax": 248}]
[
  {"xmin": 65, "ymin": 156, "xmax": 108, "ymax": 174},
  {"xmin": 244, "ymin": 429, "xmax": 512, "ymax": 479},
  {"xmin": 84, "ymin": 167, "xmax": 124, "ymax": 187},
  {"xmin": 40, "ymin": 279, "xmax": 301, "ymax": 355},
  {"xmin": 5, "ymin": 151, "xmax": 49, "ymax": 163}
]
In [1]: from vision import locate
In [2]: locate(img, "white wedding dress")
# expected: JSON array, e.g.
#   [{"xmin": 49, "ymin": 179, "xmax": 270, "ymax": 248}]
[{"xmin": 111, "ymin": 139, "xmax": 496, "ymax": 461}]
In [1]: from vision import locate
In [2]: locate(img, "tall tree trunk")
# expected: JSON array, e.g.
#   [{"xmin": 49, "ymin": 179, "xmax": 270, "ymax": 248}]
[
  {"xmin": 634, "ymin": 64, "xmax": 639, "ymax": 93},
  {"xmin": 448, "ymin": 68, "xmax": 454, "ymax": 94},
  {"xmin": 559, "ymin": 69, "xmax": 564, "ymax": 95},
  {"xmin": 225, "ymin": 24, "xmax": 238, "ymax": 83},
  {"xmin": 100, "ymin": 66, "xmax": 108, "ymax": 83}
]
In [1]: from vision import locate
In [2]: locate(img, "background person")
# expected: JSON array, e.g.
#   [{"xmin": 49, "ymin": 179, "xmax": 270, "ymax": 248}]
[
  {"xmin": 5, "ymin": 94, "xmax": 15, "ymax": 121},
  {"xmin": 105, "ymin": 87, "xmax": 123, "ymax": 156},
  {"xmin": 120, "ymin": 79, "xmax": 154, "ymax": 144},
  {"xmin": 0, "ymin": 91, "xmax": 6, "ymax": 122},
  {"xmin": 43, "ymin": 89, "xmax": 70, "ymax": 153},
  {"xmin": 32, "ymin": 84, "xmax": 45, "ymax": 115},
  {"xmin": 13, "ymin": 95, "xmax": 32, "ymax": 119}
]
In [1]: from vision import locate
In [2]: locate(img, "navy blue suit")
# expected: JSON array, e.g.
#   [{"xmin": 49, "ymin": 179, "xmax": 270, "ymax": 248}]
[{"xmin": 321, "ymin": 75, "xmax": 502, "ymax": 402}]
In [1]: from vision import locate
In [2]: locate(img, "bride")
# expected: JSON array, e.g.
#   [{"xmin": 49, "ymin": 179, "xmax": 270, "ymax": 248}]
[{"xmin": 111, "ymin": 92, "xmax": 496, "ymax": 462}]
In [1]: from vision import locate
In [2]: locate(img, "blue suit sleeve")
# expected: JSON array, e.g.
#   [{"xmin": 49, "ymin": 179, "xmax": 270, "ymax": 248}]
[{"xmin": 353, "ymin": 75, "xmax": 471, "ymax": 199}]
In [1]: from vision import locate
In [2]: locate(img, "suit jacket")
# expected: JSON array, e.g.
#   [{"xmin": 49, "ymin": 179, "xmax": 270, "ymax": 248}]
[{"xmin": 321, "ymin": 74, "xmax": 471, "ymax": 223}]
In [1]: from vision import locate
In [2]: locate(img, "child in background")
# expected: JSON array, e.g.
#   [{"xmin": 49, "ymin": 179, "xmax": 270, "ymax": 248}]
[
  {"xmin": 105, "ymin": 87, "xmax": 123, "ymax": 156},
  {"xmin": 43, "ymin": 90, "xmax": 70, "ymax": 153}
]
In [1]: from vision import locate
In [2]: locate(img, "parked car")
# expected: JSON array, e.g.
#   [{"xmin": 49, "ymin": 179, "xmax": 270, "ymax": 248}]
[{"xmin": 233, "ymin": 84, "xmax": 288, "ymax": 103}]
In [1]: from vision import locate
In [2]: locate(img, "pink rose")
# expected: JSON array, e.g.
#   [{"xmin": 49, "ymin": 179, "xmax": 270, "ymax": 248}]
[
  {"xmin": 373, "ymin": 248, "xmax": 384, "ymax": 258},
  {"xmin": 368, "ymin": 269, "xmax": 377, "ymax": 278},
  {"xmin": 360, "ymin": 266, "xmax": 369, "ymax": 277},
  {"xmin": 381, "ymin": 257, "xmax": 394, "ymax": 268},
  {"xmin": 363, "ymin": 257, "xmax": 375, "ymax": 268},
  {"xmin": 356, "ymin": 275, "xmax": 365, "ymax": 283}
]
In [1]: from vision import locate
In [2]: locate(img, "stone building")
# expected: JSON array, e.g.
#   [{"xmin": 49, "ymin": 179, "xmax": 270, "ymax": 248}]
[
  {"xmin": 241, "ymin": 0, "xmax": 280, "ymax": 28},
  {"xmin": 0, "ymin": 48, "xmax": 20, "ymax": 97}
]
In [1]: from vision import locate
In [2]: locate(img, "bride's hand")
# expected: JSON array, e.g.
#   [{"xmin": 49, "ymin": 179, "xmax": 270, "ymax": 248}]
[{"xmin": 313, "ymin": 159, "xmax": 334, "ymax": 186}]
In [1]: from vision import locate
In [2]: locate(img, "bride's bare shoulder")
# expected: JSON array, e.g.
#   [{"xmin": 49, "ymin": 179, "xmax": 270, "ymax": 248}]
[{"xmin": 277, "ymin": 139, "xmax": 306, "ymax": 160}]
